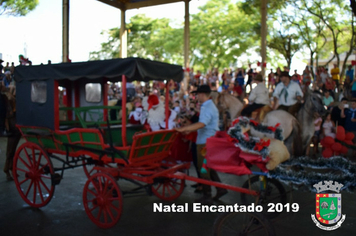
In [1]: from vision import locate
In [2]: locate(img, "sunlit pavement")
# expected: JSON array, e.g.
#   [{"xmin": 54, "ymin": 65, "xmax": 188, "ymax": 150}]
[{"xmin": 0, "ymin": 137, "xmax": 355, "ymax": 236}]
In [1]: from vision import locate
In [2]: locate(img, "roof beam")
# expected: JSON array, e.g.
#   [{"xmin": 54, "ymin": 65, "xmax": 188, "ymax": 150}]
[
  {"xmin": 97, "ymin": 0, "xmax": 126, "ymax": 10},
  {"xmin": 126, "ymin": 0, "xmax": 183, "ymax": 10}
]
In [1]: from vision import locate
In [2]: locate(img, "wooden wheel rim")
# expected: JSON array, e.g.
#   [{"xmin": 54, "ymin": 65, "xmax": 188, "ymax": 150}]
[
  {"xmin": 83, "ymin": 172, "xmax": 123, "ymax": 228},
  {"xmin": 151, "ymin": 178, "xmax": 185, "ymax": 201},
  {"xmin": 13, "ymin": 142, "xmax": 55, "ymax": 208}
]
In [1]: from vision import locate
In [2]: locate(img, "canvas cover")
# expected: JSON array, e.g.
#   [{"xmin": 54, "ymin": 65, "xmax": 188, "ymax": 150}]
[
  {"xmin": 14, "ymin": 58, "xmax": 183, "ymax": 130},
  {"xmin": 14, "ymin": 57, "xmax": 183, "ymax": 83}
]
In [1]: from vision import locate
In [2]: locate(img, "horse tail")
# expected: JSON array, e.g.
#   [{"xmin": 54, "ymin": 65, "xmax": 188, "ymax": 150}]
[{"xmin": 291, "ymin": 119, "xmax": 303, "ymax": 157}]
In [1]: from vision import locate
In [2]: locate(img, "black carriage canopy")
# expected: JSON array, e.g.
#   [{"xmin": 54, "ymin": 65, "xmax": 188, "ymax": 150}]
[
  {"xmin": 14, "ymin": 58, "xmax": 183, "ymax": 130},
  {"xmin": 14, "ymin": 57, "xmax": 183, "ymax": 82}
]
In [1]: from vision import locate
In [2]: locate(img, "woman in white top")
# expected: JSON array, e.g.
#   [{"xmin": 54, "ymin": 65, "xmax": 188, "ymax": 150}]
[{"xmin": 241, "ymin": 74, "xmax": 270, "ymax": 117}]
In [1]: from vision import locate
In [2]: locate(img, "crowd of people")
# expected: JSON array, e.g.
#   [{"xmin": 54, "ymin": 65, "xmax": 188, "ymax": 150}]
[
  {"xmin": 0, "ymin": 59, "xmax": 20, "ymax": 181},
  {"xmin": 108, "ymin": 62, "xmax": 356, "ymax": 158}
]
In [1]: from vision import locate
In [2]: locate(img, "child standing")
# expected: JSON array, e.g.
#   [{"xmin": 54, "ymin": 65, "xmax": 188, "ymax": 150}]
[
  {"xmin": 323, "ymin": 113, "xmax": 336, "ymax": 139},
  {"xmin": 312, "ymin": 116, "xmax": 323, "ymax": 155}
]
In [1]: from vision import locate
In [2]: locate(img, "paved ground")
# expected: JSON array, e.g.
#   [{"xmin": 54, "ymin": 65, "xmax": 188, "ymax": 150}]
[{"xmin": 0, "ymin": 137, "xmax": 355, "ymax": 236}]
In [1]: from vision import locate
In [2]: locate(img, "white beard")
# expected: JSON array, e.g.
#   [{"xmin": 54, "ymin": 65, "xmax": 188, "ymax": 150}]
[
  {"xmin": 148, "ymin": 104, "xmax": 166, "ymax": 131},
  {"xmin": 129, "ymin": 111, "xmax": 142, "ymax": 121}
]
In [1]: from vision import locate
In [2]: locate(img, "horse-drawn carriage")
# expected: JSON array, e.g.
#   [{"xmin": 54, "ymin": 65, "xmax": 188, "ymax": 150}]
[{"xmin": 13, "ymin": 58, "xmax": 291, "ymax": 234}]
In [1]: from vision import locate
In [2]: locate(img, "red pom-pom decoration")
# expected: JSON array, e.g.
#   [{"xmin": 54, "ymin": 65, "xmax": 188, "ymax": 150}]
[
  {"xmin": 341, "ymin": 146, "xmax": 348, "ymax": 154},
  {"xmin": 322, "ymin": 148, "xmax": 333, "ymax": 158},
  {"xmin": 323, "ymin": 136, "xmax": 335, "ymax": 146},
  {"xmin": 345, "ymin": 140, "xmax": 353, "ymax": 145},
  {"xmin": 345, "ymin": 132, "xmax": 354, "ymax": 141},
  {"xmin": 336, "ymin": 126, "xmax": 345, "ymax": 141},
  {"xmin": 331, "ymin": 142, "xmax": 342, "ymax": 152}
]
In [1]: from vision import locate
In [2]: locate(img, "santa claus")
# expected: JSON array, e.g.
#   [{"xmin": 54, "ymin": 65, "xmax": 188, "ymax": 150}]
[
  {"xmin": 146, "ymin": 94, "xmax": 177, "ymax": 131},
  {"xmin": 128, "ymin": 103, "xmax": 147, "ymax": 125}
]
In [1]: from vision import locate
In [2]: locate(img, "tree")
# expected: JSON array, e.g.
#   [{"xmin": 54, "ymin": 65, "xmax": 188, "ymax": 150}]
[
  {"xmin": 296, "ymin": 0, "xmax": 356, "ymax": 78},
  {"xmin": 267, "ymin": 12, "xmax": 301, "ymax": 69},
  {"xmin": 89, "ymin": 14, "xmax": 183, "ymax": 64},
  {"xmin": 190, "ymin": 0, "xmax": 259, "ymax": 71},
  {"xmin": 0, "ymin": 0, "xmax": 38, "ymax": 16},
  {"xmin": 91, "ymin": 0, "xmax": 260, "ymax": 72},
  {"xmin": 285, "ymin": 13, "xmax": 328, "ymax": 79}
]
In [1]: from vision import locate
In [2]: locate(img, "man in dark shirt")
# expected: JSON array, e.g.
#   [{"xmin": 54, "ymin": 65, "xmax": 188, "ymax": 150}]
[
  {"xmin": 341, "ymin": 99, "xmax": 356, "ymax": 145},
  {"xmin": 331, "ymin": 97, "xmax": 348, "ymax": 127}
]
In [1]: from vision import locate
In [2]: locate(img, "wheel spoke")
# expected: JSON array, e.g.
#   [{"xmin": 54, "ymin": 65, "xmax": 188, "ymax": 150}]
[
  {"xmin": 25, "ymin": 180, "xmax": 34, "ymax": 198},
  {"xmin": 96, "ymin": 207, "xmax": 103, "ymax": 221},
  {"xmin": 32, "ymin": 180, "xmax": 37, "ymax": 204},
  {"xmin": 108, "ymin": 202, "xmax": 120, "ymax": 213},
  {"xmin": 36, "ymin": 181, "xmax": 45, "ymax": 203},
  {"xmin": 103, "ymin": 207, "xmax": 108, "ymax": 223},
  {"xmin": 161, "ymin": 184, "xmax": 166, "ymax": 196},
  {"xmin": 36, "ymin": 153, "xmax": 43, "ymax": 169},
  {"xmin": 98, "ymin": 177, "xmax": 103, "ymax": 193},
  {"xmin": 105, "ymin": 205, "xmax": 115, "ymax": 222},
  {"xmin": 89, "ymin": 204, "xmax": 98, "ymax": 213},
  {"xmin": 167, "ymin": 182, "xmax": 179, "ymax": 193},
  {"xmin": 31, "ymin": 147, "xmax": 37, "ymax": 169},
  {"xmin": 24, "ymin": 148, "xmax": 33, "ymax": 168},
  {"xmin": 90, "ymin": 179, "xmax": 100, "ymax": 193},
  {"xmin": 16, "ymin": 167, "xmax": 29, "ymax": 173},
  {"xmin": 39, "ymin": 175, "xmax": 51, "ymax": 179},
  {"xmin": 39, "ymin": 178, "xmax": 51, "ymax": 194},
  {"xmin": 154, "ymin": 183, "xmax": 162, "ymax": 191},
  {"xmin": 87, "ymin": 188, "xmax": 98, "ymax": 197},
  {"xmin": 38, "ymin": 163, "xmax": 49, "ymax": 173},
  {"xmin": 19, "ymin": 177, "xmax": 30, "ymax": 186},
  {"xmin": 166, "ymin": 184, "xmax": 172, "ymax": 196},
  {"xmin": 18, "ymin": 156, "xmax": 31, "ymax": 170},
  {"xmin": 103, "ymin": 178, "xmax": 109, "ymax": 194}
]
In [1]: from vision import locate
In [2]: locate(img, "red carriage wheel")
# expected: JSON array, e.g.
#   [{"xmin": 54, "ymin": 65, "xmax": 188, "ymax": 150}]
[
  {"xmin": 83, "ymin": 172, "xmax": 123, "ymax": 228},
  {"xmin": 13, "ymin": 142, "xmax": 55, "ymax": 208},
  {"xmin": 151, "ymin": 177, "xmax": 185, "ymax": 201},
  {"xmin": 82, "ymin": 158, "xmax": 99, "ymax": 178},
  {"xmin": 82, "ymin": 158, "xmax": 116, "ymax": 178}
]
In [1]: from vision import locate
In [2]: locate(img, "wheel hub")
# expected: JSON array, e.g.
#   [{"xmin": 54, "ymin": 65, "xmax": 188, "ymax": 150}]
[
  {"xmin": 94, "ymin": 196, "xmax": 107, "ymax": 206},
  {"xmin": 25, "ymin": 170, "xmax": 41, "ymax": 180}
]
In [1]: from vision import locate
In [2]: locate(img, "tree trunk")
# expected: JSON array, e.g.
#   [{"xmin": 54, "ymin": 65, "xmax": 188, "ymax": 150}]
[{"xmin": 310, "ymin": 50, "xmax": 315, "ymax": 80}]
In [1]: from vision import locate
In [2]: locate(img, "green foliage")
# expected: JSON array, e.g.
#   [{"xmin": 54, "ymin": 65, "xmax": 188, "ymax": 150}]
[
  {"xmin": 90, "ymin": 0, "xmax": 355, "ymax": 75},
  {"xmin": 291, "ymin": 0, "xmax": 356, "ymax": 76},
  {"xmin": 90, "ymin": 14, "xmax": 183, "ymax": 64},
  {"xmin": 190, "ymin": 0, "xmax": 259, "ymax": 71},
  {"xmin": 90, "ymin": 0, "xmax": 259, "ymax": 72},
  {"xmin": 0, "ymin": 0, "xmax": 38, "ymax": 16}
]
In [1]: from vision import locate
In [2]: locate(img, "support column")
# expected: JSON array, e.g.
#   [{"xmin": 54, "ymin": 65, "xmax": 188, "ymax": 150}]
[
  {"xmin": 62, "ymin": 0, "xmax": 69, "ymax": 62},
  {"xmin": 261, "ymin": 0, "xmax": 267, "ymax": 77},
  {"xmin": 184, "ymin": 0, "xmax": 190, "ymax": 68},
  {"xmin": 120, "ymin": 9, "xmax": 127, "ymax": 58}
]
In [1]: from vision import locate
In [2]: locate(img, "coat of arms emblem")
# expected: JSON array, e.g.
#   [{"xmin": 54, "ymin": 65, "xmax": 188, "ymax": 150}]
[{"xmin": 311, "ymin": 181, "xmax": 346, "ymax": 230}]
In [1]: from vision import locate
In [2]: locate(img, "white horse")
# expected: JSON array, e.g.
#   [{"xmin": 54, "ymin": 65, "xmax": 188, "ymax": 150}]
[
  {"xmin": 251, "ymin": 90, "xmax": 326, "ymax": 157},
  {"xmin": 211, "ymin": 91, "xmax": 244, "ymax": 120}
]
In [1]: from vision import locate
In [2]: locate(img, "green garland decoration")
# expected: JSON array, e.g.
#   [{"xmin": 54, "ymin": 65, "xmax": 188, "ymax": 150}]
[
  {"xmin": 268, "ymin": 156, "xmax": 356, "ymax": 192},
  {"xmin": 336, "ymin": 139, "xmax": 356, "ymax": 150},
  {"xmin": 232, "ymin": 117, "xmax": 284, "ymax": 141},
  {"xmin": 228, "ymin": 117, "xmax": 284, "ymax": 160},
  {"xmin": 228, "ymin": 124, "xmax": 270, "ymax": 160}
]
